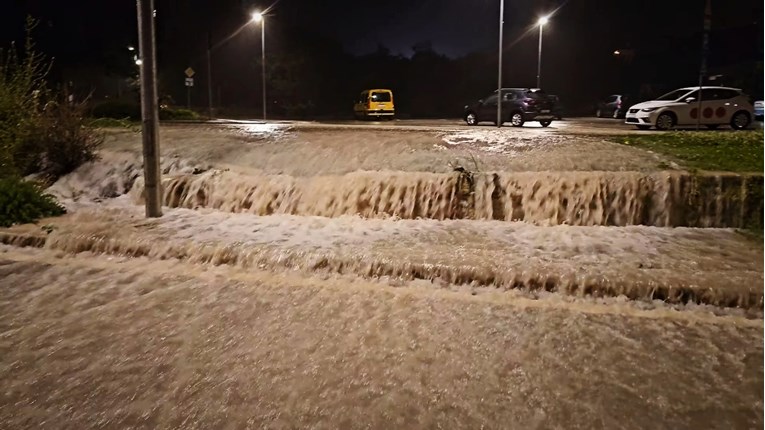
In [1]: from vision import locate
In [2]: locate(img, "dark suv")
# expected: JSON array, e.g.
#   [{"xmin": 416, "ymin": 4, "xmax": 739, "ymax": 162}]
[{"xmin": 463, "ymin": 88, "xmax": 555, "ymax": 127}]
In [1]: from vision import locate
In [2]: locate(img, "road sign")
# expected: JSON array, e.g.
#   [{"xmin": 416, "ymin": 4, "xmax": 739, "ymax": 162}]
[
  {"xmin": 185, "ymin": 67, "xmax": 195, "ymax": 78},
  {"xmin": 185, "ymin": 77, "xmax": 194, "ymax": 87}
]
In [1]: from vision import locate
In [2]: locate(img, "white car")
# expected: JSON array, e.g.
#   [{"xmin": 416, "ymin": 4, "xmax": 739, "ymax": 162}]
[{"xmin": 625, "ymin": 86, "xmax": 754, "ymax": 130}]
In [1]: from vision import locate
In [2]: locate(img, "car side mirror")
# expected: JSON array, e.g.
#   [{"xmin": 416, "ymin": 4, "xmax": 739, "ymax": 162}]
[{"xmin": 685, "ymin": 97, "xmax": 696, "ymax": 104}]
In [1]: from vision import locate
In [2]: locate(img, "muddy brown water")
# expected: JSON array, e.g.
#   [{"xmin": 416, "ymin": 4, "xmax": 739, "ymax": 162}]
[
  {"xmin": 3, "ymin": 141, "xmax": 761, "ymax": 428},
  {"xmin": 131, "ymin": 169, "xmax": 762, "ymax": 229},
  {"xmin": 0, "ymin": 247, "xmax": 762, "ymax": 429}
]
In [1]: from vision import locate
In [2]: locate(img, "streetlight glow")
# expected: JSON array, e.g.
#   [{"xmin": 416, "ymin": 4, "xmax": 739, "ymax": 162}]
[
  {"xmin": 135, "ymin": 58, "xmax": 143, "ymax": 66},
  {"xmin": 535, "ymin": 15, "xmax": 550, "ymax": 88},
  {"xmin": 252, "ymin": 11, "xmax": 263, "ymax": 22},
  {"xmin": 127, "ymin": 46, "xmax": 135, "ymax": 51},
  {"xmin": 613, "ymin": 50, "xmax": 621, "ymax": 55}
]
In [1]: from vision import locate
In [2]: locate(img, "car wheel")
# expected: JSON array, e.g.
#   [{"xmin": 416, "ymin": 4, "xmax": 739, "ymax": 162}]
[
  {"xmin": 510, "ymin": 112, "xmax": 524, "ymax": 127},
  {"xmin": 655, "ymin": 112, "xmax": 675, "ymax": 130},
  {"xmin": 539, "ymin": 120, "xmax": 552, "ymax": 127},
  {"xmin": 705, "ymin": 124, "xmax": 719, "ymax": 130},
  {"xmin": 730, "ymin": 111, "xmax": 751, "ymax": 130},
  {"xmin": 465, "ymin": 112, "xmax": 478, "ymax": 126},
  {"xmin": 636, "ymin": 125, "xmax": 651, "ymax": 130}
]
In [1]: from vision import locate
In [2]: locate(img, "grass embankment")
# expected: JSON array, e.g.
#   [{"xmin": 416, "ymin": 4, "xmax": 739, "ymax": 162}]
[
  {"xmin": 613, "ymin": 130, "xmax": 763, "ymax": 173},
  {"xmin": 614, "ymin": 130, "xmax": 764, "ymax": 239}
]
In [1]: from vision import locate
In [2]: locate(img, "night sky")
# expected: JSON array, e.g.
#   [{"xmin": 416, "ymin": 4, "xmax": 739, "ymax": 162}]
[
  {"xmin": 2, "ymin": 0, "xmax": 761, "ymax": 56},
  {"xmin": 1, "ymin": 0, "xmax": 762, "ymax": 113}
]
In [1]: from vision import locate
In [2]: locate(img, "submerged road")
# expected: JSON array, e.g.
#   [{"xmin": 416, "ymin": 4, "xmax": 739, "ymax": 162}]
[
  {"xmin": 207, "ymin": 117, "xmax": 644, "ymax": 135},
  {"xmin": 205, "ymin": 116, "xmax": 763, "ymax": 135}
]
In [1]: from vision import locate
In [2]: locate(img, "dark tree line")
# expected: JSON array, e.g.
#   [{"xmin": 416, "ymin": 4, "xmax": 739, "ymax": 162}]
[{"xmin": 4, "ymin": 0, "xmax": 758, "ymax": 119}]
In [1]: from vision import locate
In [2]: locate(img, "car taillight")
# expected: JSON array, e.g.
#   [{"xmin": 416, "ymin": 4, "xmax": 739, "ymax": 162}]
[{"xmin": 524, "ymin": 98, "xmax": 536, "ymax": 105}]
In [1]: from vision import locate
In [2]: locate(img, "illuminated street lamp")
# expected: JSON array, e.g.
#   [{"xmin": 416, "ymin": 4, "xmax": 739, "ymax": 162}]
[
  {"xmin": 536, "ymin": 15, "xmax": 550, "ymax": 88},
  {"xmin": 252, "ymin": 11, "xmax": 267, "ymax": 120}
]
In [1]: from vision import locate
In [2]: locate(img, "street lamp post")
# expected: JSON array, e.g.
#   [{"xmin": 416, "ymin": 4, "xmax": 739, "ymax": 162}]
[
  {"xmin": 252, "ymin": 11, "xmax": 266, "ymax": 120},
  {"xmin": 497, "ymin": 0, "xmax": 505, "ymax": 128},
  {"xmin": 536, "ymin": 15, "xmax": 549, "ymax": 89},
  {"xmin": 207, "ymin": 32, "xmax": 213, "ymax": 118}
]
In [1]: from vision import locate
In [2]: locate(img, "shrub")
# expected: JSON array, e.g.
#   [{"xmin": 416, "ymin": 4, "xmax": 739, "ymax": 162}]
[
  {"xmin": 0, "ymin": 18, "xmax": 49, "ymax": 178},
  {"xmin": 90, "ymin": 99, "xmax": 141, "ymax": 120},
  {"xmin": 31, "ymin": 97, "xmax": 104, "ymax": 179},
  {"xmin": 0, "ymin": 18, "xmax": 102, "ymax": 181},
  {"xmin": 159, "ymin": 107, "xmax": 200, "ymax": 120},
  {"xmin": 0, "ymin": 176, "xmax": 65, "ymax": 227}
]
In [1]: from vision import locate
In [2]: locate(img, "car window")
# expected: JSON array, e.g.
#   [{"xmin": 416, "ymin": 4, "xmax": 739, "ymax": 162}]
[
  {"xmin": 656, "ymin": 89, "xmax": 694, "ymax": 101},
  {"xmin": 370, "ymin": 92, "xmax": 391, "ymax": 102},
  {"xmin": 525, "ymin": 90, "xmax": 547, "ymax": 100},
  {"xmin": 700, "ymin": 88, "xmax": 734, "ymax": 100},
  {"xmin": 684, "ymin": 90, "xmax": 699, "ymax": 100},
  {"xmin": 484, "ymin": 94, "xmax": 499, "ymax": 104},
  {"xmin": 607, "ymin": 96, "xmax": 617, "ymax": 103}
]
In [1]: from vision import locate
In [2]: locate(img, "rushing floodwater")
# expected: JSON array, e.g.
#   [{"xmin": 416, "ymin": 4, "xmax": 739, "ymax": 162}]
[
  {"xmin": 1, "ymin": 144, "xmax": 758, "ymax": 428},
  {"xmin": 0, "ymin": 246, "xmax": 762, "ymax": 429}
]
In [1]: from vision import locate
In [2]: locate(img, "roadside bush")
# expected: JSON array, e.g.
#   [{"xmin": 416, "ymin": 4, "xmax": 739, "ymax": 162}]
[
  {"xmin": 159, "ymin": 107, "xmax": 200, "ymax": 120},
  {"xmin": 90, "ymin": 99, "xmax": 141, "ymax": 120},
  {"xmin": 0, "ymin": 176, "xmax": 65, "ymax": 227},
  {"xmin": 0, "ymin": 18, "xmax": 102, "ymax": 181},
  {"xmin": 32, "ymin": 98, "xmax": 103, "ymax": 179},
  {"xmin": 0, "ymin": 20, "xmax": 49, "ymax": 178}
]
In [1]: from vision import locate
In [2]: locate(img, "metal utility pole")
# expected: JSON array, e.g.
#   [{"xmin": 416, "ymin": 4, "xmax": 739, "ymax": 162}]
[
  {"xmin": 207, "ymin": 31, "xmax": 213, "ymax": 118},
  {"xmin": 136, "ymin": 0, "xmax": 162, "ymax": 217},
  {"xmin": 497, "ymin": 0, "xmax": 504, "ymax": 128},
  {"xmin": 261, "ymin": 19, "xmax": 267, "ymax": 120},
  {"xmin": 696, "ymin": 0, "xmax": 711, "ymax": 130}
]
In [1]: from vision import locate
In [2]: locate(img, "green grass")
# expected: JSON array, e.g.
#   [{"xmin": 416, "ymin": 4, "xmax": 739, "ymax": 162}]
[
  {"xmin": 613, "ymin": 130, "xmax": 764, "ymax": 172},
  {"xmin": 87, "ymin": 117, "xmax": 138, "ymax": 129}
]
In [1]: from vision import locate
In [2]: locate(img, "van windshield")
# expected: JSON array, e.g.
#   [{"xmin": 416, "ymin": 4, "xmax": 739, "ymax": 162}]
[{"xmin": 371, "ymin": 92, "xmax": 391, "ymax": 102}]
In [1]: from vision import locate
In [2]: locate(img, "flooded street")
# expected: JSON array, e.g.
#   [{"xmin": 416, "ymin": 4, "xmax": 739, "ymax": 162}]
[
  {"xmin": 100, "ymin": 122, "xmax": 672, "ymax": 176},
  {"xmin": 1, "ymin": 123, "xmax": 762, "ymax": 428},
  {"xmin": 0, "ymin": 246, "xmax": 761, "ymax": 429}
]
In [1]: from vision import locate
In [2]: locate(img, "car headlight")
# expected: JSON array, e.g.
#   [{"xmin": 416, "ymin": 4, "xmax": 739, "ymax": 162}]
[{"xmin": 641, "ymin": 107, "xmax": 660, "ymax": 112}]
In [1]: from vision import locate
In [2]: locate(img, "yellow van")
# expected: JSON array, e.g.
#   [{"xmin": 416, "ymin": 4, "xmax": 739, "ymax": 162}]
[{"xmin": 353, "ymin": 89, "xmax": 395, "ymax": 120}]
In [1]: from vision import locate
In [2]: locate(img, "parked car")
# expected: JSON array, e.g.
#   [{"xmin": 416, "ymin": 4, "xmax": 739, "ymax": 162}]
[
  {"xmin": 463, "ymin": 88, "xmax": 555, "ymax": 127},
  {"xmin": 354, "ymin": 89, "xmax": 395, "ymax": 120},
  {"xmin": 595, "ymin": 94, "xmax": 629, "ymax": 118},
  {"xmin": 624, "ymin": 86, "xmax": 754, "ymax": 130},
  {"xmin": 754, "ymin": 100, "xmax": 764, "ymax": 121}
]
